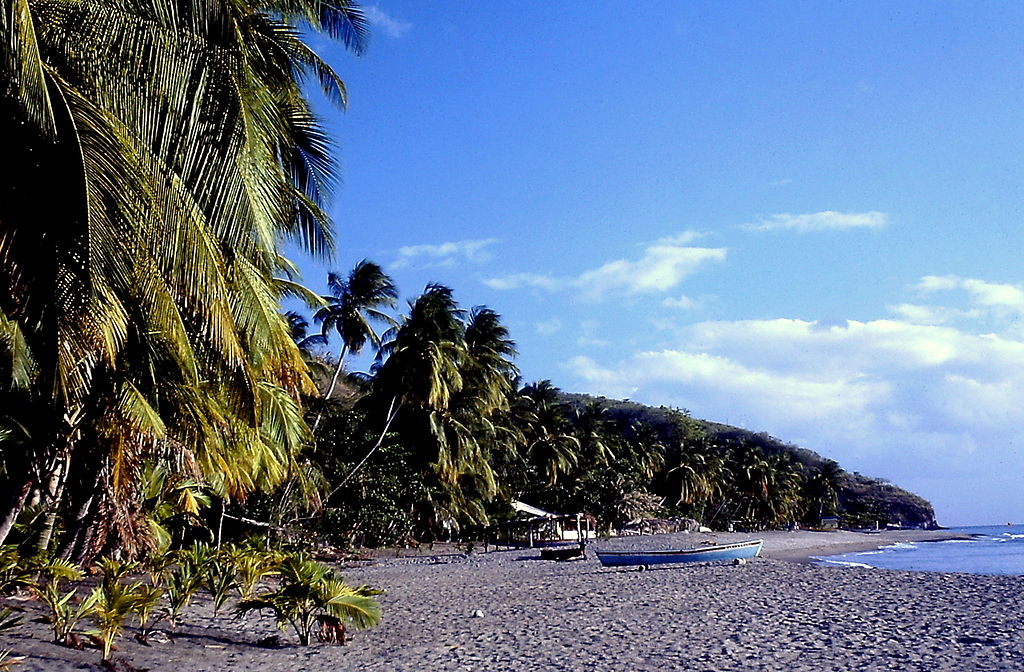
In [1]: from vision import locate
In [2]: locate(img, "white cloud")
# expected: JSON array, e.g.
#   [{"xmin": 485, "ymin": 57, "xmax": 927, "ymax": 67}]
[
  {"xmin": 908, "ymin": 276, "xmax": 1024, "ymax": 337},
  {"xmin": 662, "ymin": 295, "xmax": 700, "ymax": 310},
  {"xmin": 745, "ymin": 210, "xmax": 888, "ymax": 232},
  {"xmin": 535, "ymin": 318, "xmax": 562, "ymax": 336},
  {"xmin": 392, "ymin": 238, "xmax": 498, "ymax": 269},
  {"xmin": 576, "ymin": 245, "xmax": 726, "ymax": 298},
  {"xmin": 654, "ymin": 231, "xmax": 704, "ymax": 245},
  {"xmin": 483, "ymin": 272, "xmax": 564, "ymax": 291},
  {"xmin": 768, "ymin": 178, "xmax": 794, "ymax": 187},
  {"xmin": 485, "ymin": 231, "xmax": 725, "ymax": 300},
  {"xmin": 915, "ymin": 275, "xmax": 960, "ymax": 292},
  {"xmin": 577, "ymin": 320, "xmax": 609, "ymax": 347},
  {"xmin": 362, "ymin": 5, "xmax": 412, "ymax": 39},
  {"xmin": 887, "ymin": 303, "xmax": 981, "ymax": 326}
]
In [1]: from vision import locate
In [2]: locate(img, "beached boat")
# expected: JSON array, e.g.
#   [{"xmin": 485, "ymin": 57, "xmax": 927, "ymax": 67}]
[
  {"xmin": 539, "ymin": 543, "xmax": 586, "ymax": 561},
  {"xmin": 594, "ymin": 539, "xmax": 763, "ymax": 569}
]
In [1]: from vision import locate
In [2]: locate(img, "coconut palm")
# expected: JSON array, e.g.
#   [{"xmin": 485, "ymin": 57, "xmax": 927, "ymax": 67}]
[
  {"xmin": 459, "ymin": 307, "xmax": 519, "ymax": 415},
  {"xmin": 805, "ymin": 459, "xmax": 844, "ymax": 523},
  {"xmin": 667, "ymin": 447, "xmax": 724, "ymax": 508},
  {"xmin": 518, "ymin": 382, "xmax": 581, "ymax": 487},
  {"xmin": 311, "ymin": 261, "xmax": 398, "ymax": 433},
  {"xmin": 572, "ymin": 402, "xmax": 617, "ymax": 469},
  {"xmin": 0, "ymin": 0, "xmax": 368, "ymax": 555}
]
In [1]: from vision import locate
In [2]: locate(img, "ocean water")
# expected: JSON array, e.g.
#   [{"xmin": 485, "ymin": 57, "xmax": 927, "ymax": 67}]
[{"xmin": 814, "ymin": 525, "xmax": 1024, "ymax": 575}]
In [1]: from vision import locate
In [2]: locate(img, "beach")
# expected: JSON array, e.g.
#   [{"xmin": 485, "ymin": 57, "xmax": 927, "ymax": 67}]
[{"xmin": 2, "ymin": 529, "xmax": 1022, "ymax": 671}]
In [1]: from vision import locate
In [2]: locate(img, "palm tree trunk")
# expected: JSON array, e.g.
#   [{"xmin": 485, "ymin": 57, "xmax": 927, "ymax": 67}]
[
  {"xmin": 34, "ymin": 454, "xmax": 70, "ymax": 555},
  {"xmin": 56, "ymin": 456, "xmax": 104, "ymax": 561},
  {"xmin": 0, "ymin": 478, "xmax": 32, "ymax": 546},
  {"xmin": 310, "ymin": 345, "xmax": 349, "ymax": 435},
  {"xmin": 325, "ymin": 397, "xmax": 402, "ymax": 502}
]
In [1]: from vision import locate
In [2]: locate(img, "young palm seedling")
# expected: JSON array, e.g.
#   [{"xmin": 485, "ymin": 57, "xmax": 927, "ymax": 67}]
[
  {"xmin": 229, "ymin": 543, "xmax": 281, "ymax": 600},
  {"xmin": 204, "ymin": 553, "xmax": 237, "ymax": 617},
  {"xmin": 0, "ymin": 546, "xmax": 32, "ymax": 595},
  {"xmin": 131, "ymin": 583, "xmax": 164, "ymax": 644},
  {"xmin": 33, "ymin": 558, "xmax": 95, "ymax": 646},
  {"xmin": 163, "ymin": 559, "xmax": 202, "ymax": 628},
  {"xmin": 90, "ymin": 559, "xmax": 150, "ymax": 661},
  {"xmin": 236, "ymin": 553, "xmax": 380, "ymax": 646}
]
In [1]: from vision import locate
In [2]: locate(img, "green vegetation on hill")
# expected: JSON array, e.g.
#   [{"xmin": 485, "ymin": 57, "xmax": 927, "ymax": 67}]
[{"xmin": 563, "ymin": 394, "xmax": 937, "ymax": 529}]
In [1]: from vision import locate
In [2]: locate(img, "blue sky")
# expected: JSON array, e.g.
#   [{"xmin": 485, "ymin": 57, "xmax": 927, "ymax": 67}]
[{"xmin": 295, "ymin": 2, "xmax": 1024, "ymax": 526}]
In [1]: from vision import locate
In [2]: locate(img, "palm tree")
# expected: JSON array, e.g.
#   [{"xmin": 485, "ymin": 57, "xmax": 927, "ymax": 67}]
[
  {"xmin": 329, "ymin": 285, "xmax": 467, "ymax": 498},
  {"xmin": 311, "ymin": 261, "xmax": 398, "ymax": 433},
  {"xmin": 459, "ymin": 307, "xmax": 519, "ymax": 415},
  {"xmin": 573, "ymin": 402, "xmax": 617, "ymax": 468},
  {"xmin": 517, "ymin": 382, "xmax": 581, "ymax": 488},
  {"xmin": 805, "ymin": 459, "xmax": 844, "ymax": 523},
  {"xmin": 0, "ymin": 0, "xmax": 369, "ymax": 555}
]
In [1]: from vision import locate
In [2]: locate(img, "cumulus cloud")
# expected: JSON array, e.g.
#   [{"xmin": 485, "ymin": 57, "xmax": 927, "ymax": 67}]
[
  {"xmin": 562, "ymin": 305, "xmax": 1024, "ymax": 523},
  {"xmin": 484, "ymin": 231, "xmax": 725, "ymax": 299},
  {"xmin": 916, "ymin": 275, "xmax": 1024, "ymax": 314},
  {"xmin": 745, "ymin": 210, "xmax": 888, "ymax": 232},
  {"xmin": 576, "ymin": 245, "xmax": 726, "ymax": 298},
  {"xmin": 392, "ymin": 238, "xmax": 498, "ymax": 269},
  {"xmin": 362, "ymin": 5, "xmax": 412, "ymax": 38}
]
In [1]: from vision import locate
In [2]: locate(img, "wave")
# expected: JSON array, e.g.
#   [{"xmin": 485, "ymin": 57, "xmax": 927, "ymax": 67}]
[
  {"xmin": 814, "ymin": 558, "xmax": 875, "ymax": 569},
  {"xmin": 886, "ymin": 542, "xmax": 918, "ymax": 550}
]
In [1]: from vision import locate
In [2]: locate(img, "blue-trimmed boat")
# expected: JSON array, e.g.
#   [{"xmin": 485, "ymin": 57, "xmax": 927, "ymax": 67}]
[{"xmin": 595, "ymin": 539, "xmax": 763, "ymax": 569}]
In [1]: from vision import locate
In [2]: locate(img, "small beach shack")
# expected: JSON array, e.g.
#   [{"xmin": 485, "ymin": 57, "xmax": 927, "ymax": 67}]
[{"xmin": 492, "ymin": 501, "xmax": 595, "ymax": 548}]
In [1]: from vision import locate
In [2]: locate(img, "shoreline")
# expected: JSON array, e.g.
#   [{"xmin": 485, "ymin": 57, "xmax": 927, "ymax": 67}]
[{"xmin": 741, "ymin": 528, "xmax": 972, "ymax": 563}]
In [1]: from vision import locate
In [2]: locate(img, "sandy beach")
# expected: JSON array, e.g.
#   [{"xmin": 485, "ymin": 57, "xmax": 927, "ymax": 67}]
[{"xmin": 2, "ymin": 529, "xmax": 1022, "ymax": 671}]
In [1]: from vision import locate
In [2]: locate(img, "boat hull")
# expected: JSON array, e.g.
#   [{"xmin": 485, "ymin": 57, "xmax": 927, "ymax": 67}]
[{"xmin": 595, "ymin": 539, "xmax": 763, "ymax": 568}]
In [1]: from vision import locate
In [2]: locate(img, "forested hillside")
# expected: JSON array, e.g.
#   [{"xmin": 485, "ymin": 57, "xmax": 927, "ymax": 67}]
[{"xmin": 562, "ymin": 394, "xmax": 938, "ymax": 529}]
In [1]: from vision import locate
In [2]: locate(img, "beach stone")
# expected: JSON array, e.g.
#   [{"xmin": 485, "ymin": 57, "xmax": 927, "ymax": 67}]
[{"xmin": 471, "ymin": 609, "xmax": 485, "ymax": 618}]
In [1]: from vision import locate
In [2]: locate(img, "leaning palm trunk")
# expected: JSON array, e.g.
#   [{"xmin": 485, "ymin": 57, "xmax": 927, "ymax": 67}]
[
  {"xmin": 326, "ymin": 397, "xmax": 402, "ymax": 501},
  {"xmin": 310, "ymin": 344, "xmax": 350, "ymax": 434},
  {"xmin": 0, "ymin": 480, "xmax": 32, "ymax": 547}
]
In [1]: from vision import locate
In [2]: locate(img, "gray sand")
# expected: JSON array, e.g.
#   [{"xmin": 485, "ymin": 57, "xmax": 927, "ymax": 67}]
[{"xmin": 2, "ymin": 530, "xmax": 1021, "ymax": 671}]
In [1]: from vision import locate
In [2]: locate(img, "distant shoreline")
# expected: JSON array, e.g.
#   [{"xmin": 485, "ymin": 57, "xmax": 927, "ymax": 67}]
[{"xmin": 739, "ymin": 528, "xmax": 972, "ymax": 564}]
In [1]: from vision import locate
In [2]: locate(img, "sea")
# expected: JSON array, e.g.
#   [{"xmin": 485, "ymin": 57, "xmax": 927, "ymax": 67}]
[{"xmin": 814, "ymin": 524, "xmax": 1024, "ymax": 575}]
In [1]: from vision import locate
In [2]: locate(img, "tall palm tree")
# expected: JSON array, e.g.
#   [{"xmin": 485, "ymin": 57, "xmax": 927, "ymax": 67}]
[
  {"xmin": 517, "ymin": 382, "xmax": 581, "ymax": 488},
  {"xmin": 805, "ymin": 459, "xmax": 844, "ymax": 523},
  {"xmin": 311, "ymin": 261, "xmax": 397, "ymax": 433},
  {"xmin": 330, "ymin": 284, "xmax": 467, "ymax": 497},
  {"xmin": 459, "ymin": 307, "xmax": 518, "ymax": 416},
  {"xmin": 0, "ymin": 0, "xmax": 368, "ymax": 555}
]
